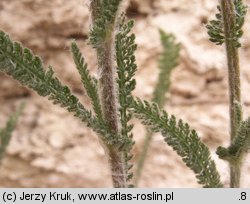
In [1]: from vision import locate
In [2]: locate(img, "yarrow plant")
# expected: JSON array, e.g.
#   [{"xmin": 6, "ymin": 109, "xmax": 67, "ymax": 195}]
[
  {"xmin": 0, "ymin": 0, "xmax": 249, "ymax": 188},
  {"xmin": 134, "ymin": 30, "xmax": 181, "ymax": 185},
  {"xmin": 206, "ymin": 0, "xmax": 249, "ymax": 188}
]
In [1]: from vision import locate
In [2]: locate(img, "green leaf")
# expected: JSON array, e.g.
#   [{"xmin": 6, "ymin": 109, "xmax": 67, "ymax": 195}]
[
  {"xmin": 134, "ymin": 31, "xmax": 180, "ymax": 185},
  {"xmin": 71, "ymin": 41, "xmax": 103, "ymax": 122},
  {"xmin": 0, "ymin": 30, "xmax": 117, "ymax": 145},
  {"xmin": 206, "ymin": 0, "xmax": 247, "ymax": 47},
  {"xmin": 115, "ymin": 16, "xmax": 137, "ymax": 182},
  {"xmin": 131, "ymin": 98, "xmax": 223, "ymax": 188},
  {"xmin": 217, "ymin": 117, "xmax": 250, "ymax": 161},
  {"xmin": 89, "ymin": 0, "xmax": 123, "ymax": 47},
  {"xmin": 0, "ymin": 103, "xmax": 25, "ymax": 162},
  {"xmin": 153, "ymin": 30, "xmax": 180, "ymax": 108}
]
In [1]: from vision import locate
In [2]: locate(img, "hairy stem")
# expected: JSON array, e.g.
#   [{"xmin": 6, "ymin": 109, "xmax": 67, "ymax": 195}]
[
  {"xmin": 230, "ymin": 159, "xmax": 242, "ymax": 188},
  {"xmin": 97, "ymin": 41, "xmax": 120, "ymax": 133},
  {"xmin": 89, "ymin": 0, "xmax": 101, "ymax": 23},
  {"xmin": 89, "ymin": 0, "xmax": 127, "ymax": 187},
  {"xmin": 106, "ymin": 145, "xmax": 126, "ymax": 187},
  {"xmin": 220, "ymin": 0, "xmax": 242, "ymax": 187}
]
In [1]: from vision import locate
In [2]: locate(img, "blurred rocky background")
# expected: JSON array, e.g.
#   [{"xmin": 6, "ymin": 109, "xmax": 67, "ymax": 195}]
[{"xmin": 0, "ymin": 0, "xmax": 250, "ymax": 187}]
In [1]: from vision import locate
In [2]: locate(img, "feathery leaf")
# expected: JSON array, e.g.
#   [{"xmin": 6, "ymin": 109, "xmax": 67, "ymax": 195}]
[
  {"xmin": 153, "ymin": 30, "xmax": 180, "ymax": 108},
  {"xmin": 89, "ymin": 0, "xmax": 123, "ymax": 47},
  {"xmin": 217, "ymin": 117, "xmax": 250, "ymax": 161},
  {"xmin": 135, "ymin": 31, "xmax": 180, "ymax": 185},
  {"xmin": 0, "ymin": 31, "xmax": 118, "ymax": 145},
  {"xmin": 0, "ymin": 103, "xmax": 24, "ymax": 162},
  {"xmin": 115, "ymin": 16, "xmax": 137, "ymax": 182},
  {"xmin": 131, "ymin": 98, "xmax": 223, "ymax": 188},
  {"xmin": 71, "ymin": 41, "xmax": 103, "ymax": 121},
  {"xmin": 206, "ymin": 0, "xmax": 247, "ymax": 47}
]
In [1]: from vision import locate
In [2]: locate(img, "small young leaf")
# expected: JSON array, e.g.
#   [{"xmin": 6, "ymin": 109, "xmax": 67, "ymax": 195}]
[
  {"xmin": 207, "ymin": 0, "xmax": 247, "ymax": 47},
  {"xmin": 217, "ymin": 117, "xmax": 250, "ymax": 161},
  {"xmin": 89, "ymin": 0, "xmax": 123, "ymax": 47}
]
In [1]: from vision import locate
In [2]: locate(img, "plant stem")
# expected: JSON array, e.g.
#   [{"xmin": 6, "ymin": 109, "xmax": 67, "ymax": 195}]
[
  {"xmin": 106, "ymin": 145, "xmax": 126, "ymax": 187},
  {"xmin": 134, "ymin": 129, "xmax": 152, "ymax": 186},
  {"xmin": 220, "ymin": 0, "xmax": 242, "ymax": 188},
  {"xmin": 89, "ymin": 0, "xmax": 127, "ymax": 188},
  {"xmin": 97, "ymin": 40, "xmax": 127, "ymax": 188},
  {"xmin": 230, "ymin": 159, "xmax": 242, "ymax": 188}
]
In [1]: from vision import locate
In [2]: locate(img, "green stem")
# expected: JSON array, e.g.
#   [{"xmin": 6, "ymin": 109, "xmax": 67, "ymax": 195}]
[
  {"xmin": 220, "ymin": 0, "xmax": 242, "ymax": 188},
  {"xmin": 89, "ymin": 0, "xmax": 127, "ymax": 188},
  {"xmin": 134, "ymin": 129, "xmax": 152, "ymax": 186},
  {"xmin": 230, "ymin": 159, "xmax": 242, "ymax": 188}
]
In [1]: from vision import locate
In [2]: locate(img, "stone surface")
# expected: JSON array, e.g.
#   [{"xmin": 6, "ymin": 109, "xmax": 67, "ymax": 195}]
[{"xmin": 1, "ymin": 0, "xmax": 250, "ymax": 187}]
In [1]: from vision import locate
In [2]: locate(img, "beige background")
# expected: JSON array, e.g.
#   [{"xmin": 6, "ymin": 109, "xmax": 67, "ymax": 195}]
[{"xmin": 0, "ymin": 0, "xmax": 250, "ymax": 187}]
